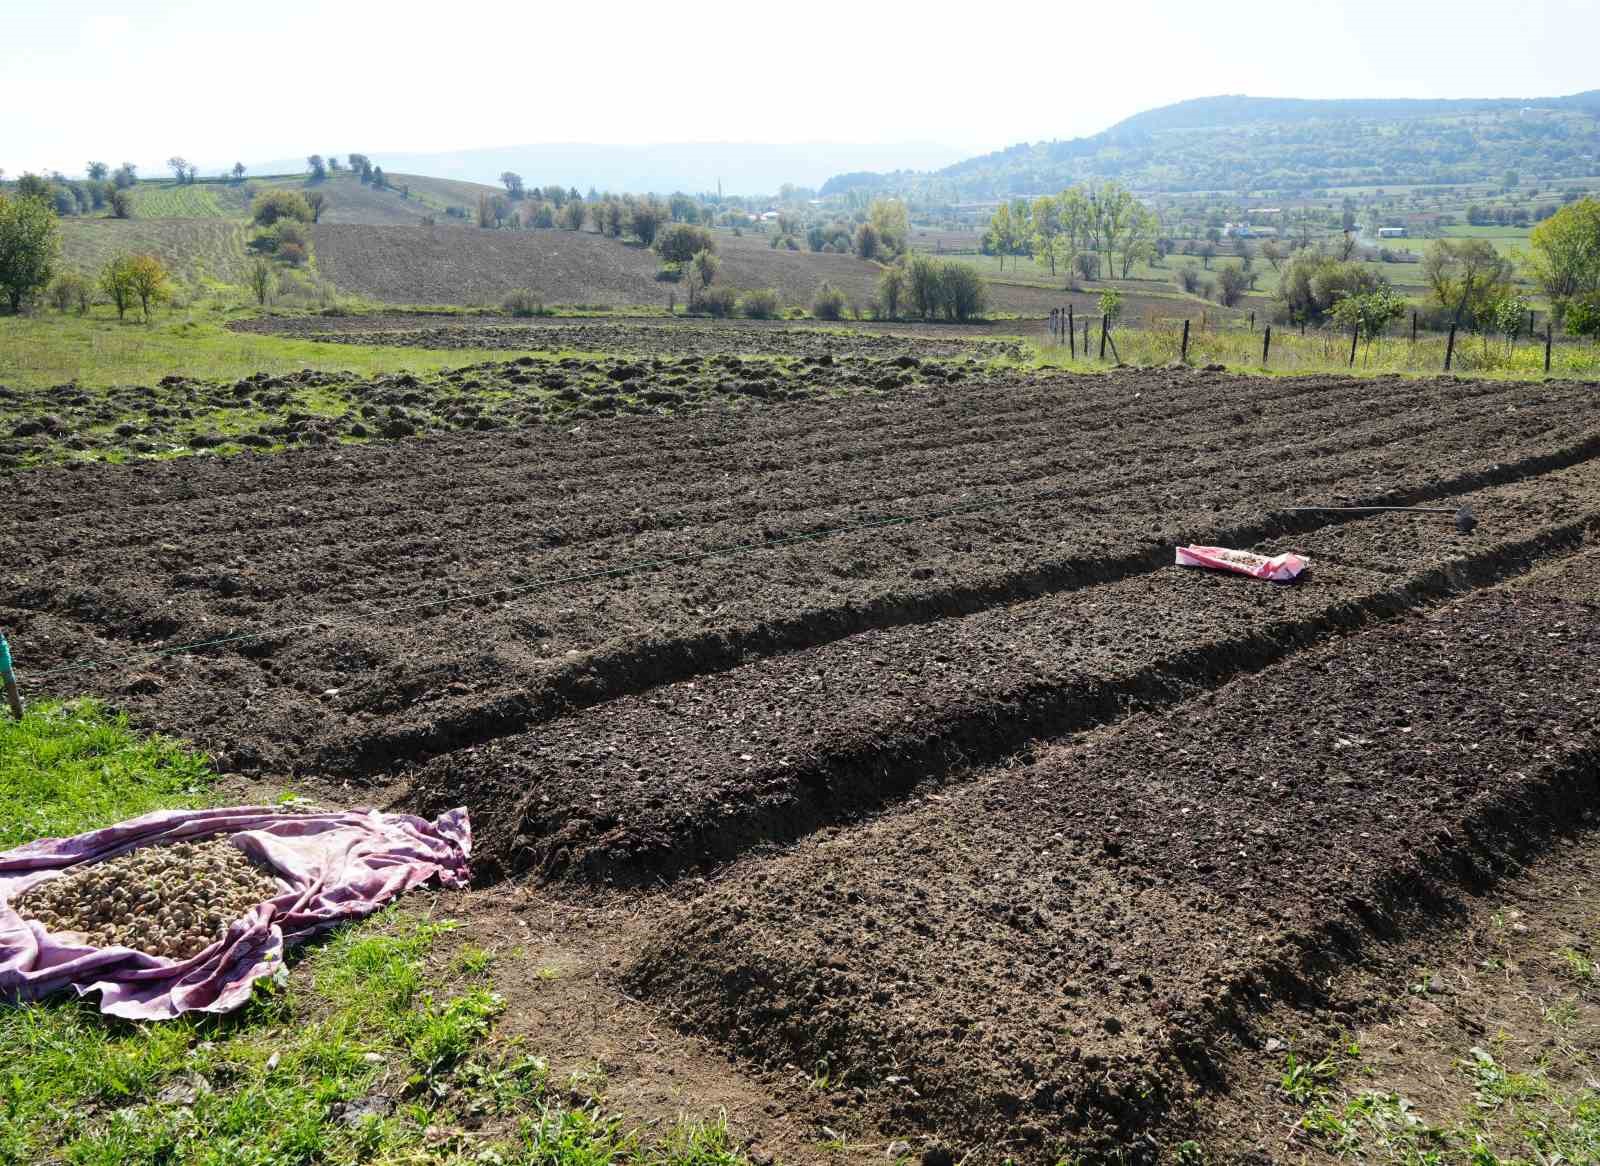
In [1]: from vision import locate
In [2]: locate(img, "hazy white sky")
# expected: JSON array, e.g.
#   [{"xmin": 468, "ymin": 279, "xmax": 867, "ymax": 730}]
[{"xmin": 5, "ymin": 0, "xmax": 1597, "ymax": 177}]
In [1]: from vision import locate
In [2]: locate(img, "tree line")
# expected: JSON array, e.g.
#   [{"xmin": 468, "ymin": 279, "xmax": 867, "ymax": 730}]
[{"xmin": 983, "ymin": 182, "xmax": 1161, "ymax": 282}]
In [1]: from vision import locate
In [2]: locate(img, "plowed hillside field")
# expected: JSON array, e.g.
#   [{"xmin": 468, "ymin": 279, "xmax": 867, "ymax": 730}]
[
  {"xmin": 8, "ymin": 353, "xmax": 1600, "ymax": 1162},
  {"xmin": 308, "ymin": 224, "xmax": 1114, "ymax": 316}
]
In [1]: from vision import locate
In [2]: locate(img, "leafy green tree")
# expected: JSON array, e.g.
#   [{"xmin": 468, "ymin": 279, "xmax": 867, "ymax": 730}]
[
  {"xmin": 1565, "ymin": 293, "xmax": 1600, "ymax": 340},
  {"xmin": 854, "ymin": 222, "xmax": 881, "ymax": 259},
  {"xmin": 1527, "ymin": 197, "xmax": 1600, "ymax": 310},
  {"xmin": 124, "ymin": 254, "xmax": 170, "ymax": 321},
  {"xmin": 1215, "ymin": 265, "xmax": 1250, "ymax": 307},
  {"xmin": 48, "ymin": 270, "xmax": 91, "ymax": 313},
  {"xmin": 1276, "ymin": 253, "xmax": 1390, "ymax": 324},
  {"xmin": 1030, "ymin": 195, "xmax": 1062, "ymax": 276},
  {"xmin": 867, "ymin": 198, "xmax": 908, "ymax": 255},
  {"xmin": 985, "ymin": 203, "xmax": 1015, "ymax": 269},
  {"xmin": 0, "ymin": 193, "xmax": 61, "ymax": 313},
  {"xmin": 167, "ymin": 156, "xmax": 190, "ymax": 183},
  {"xmin": 304, "ymin": 191, "xmax": 327, "ymax": 222},
  {"xmin": 112, "ymin": 163, "xmax": 137, "ymax": 189},
  {"xmin": 877, "ymin": 264, "xmax": 906, "ymax": 319},
  {"xmin": 500, "ymin": 172, "xmax": 524, "ymax": 199},
  {"xmin": 99, "ymin": 255, "xmax": 136, "ymax": 319},
  {"xmin": 687, "ymin": 248, "xmax": 720, "ymax": 309},
  {"xmin": 307, "ymin": 155, "xmax": 327, "ymax": 180},
  {"xmin": 232, "ymin": 162, "xmax": 246, "ymax": 183},
  {"xmin": 249, "ymin": 256, "xmax": 275, "ymax": 306},
  {"xmin": 559, "ymin": 199, "xmax": 586, "ymax": 230},
  {"xmin": 628, "ymin": 198, "xmax": 667, "ymax": 245},
  {"xmin": 86, "ymin": 162, "xmax": 109, "ymax": 182},
  {"xmin": 109, "ymin": 189, "xmax": 133, "ymax": 219},
  {"xmin": 1421, "ymin": 239, "xmax": 1513, "ymax": 326},
  {"xmin": 1120, "ymin": 205, "xmax": 1159, "ymax": 277},
  {"xmin": 1088, "ymin": 181, "xmax": 1135, "ymax": 279},
  {"xmin": 1098, "ymin": 288, "xmax": 1124, "ymax": 323},
  {"xmin": 1329, "ymin": 287, "xmax": 1409, "ymax": 364}
]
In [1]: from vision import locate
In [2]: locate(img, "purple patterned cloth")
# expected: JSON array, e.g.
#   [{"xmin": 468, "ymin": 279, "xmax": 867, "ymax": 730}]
[{"xmin": 0, "ymin": 805, "xmax": 471, "ymax": 1019}]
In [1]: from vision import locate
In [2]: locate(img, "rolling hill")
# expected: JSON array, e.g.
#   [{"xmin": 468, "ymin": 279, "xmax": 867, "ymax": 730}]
[
  {"xmin": 247, "ymin": 142, "xmax": 973, "ymax": 197},
  {"xmin": 821, "ymin": 91, "xmax": 1600, "ymax": 199}
]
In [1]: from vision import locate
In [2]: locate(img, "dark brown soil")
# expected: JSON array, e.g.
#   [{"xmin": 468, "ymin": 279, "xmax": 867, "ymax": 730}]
[
  {"xmin": 12, "ymin": 359, "xmax": 1600, "ymax": 1163},
  {"xmin": 411, "ymin": 455, "xmax": 1600, "ymax": 887},
  {"xmin": 227, "ymin": 316, "xmax": 1029, "ymax": 360},
  {"xmin": 7, "ymin": 372, "xmax": 1596, "ymax": 780},
  {"xmin": 628, "ymin": 590, "xmax": 1600, "ymax": 1162}
]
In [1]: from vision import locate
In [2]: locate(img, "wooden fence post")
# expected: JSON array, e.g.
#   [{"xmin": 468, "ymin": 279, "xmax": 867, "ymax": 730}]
[
  {"xmin": 1445, "ymin": 323, "xmax": 1457, "ymax": 371},
  {"xmin": 1083, "ymin": 317, "xmax": 1090, "ymax": 358},
  {"xmin": 1546, "ymin": 326, "xmax": 1554, "ymax": 374},
  {"xmin": 1099, "ymin": 315, "xmax": 1108, "ymax": 360},
  {"xmin": 1180, "ymin": 319, "xmax": 1190, "ymax": 364},
  {"xmin": 1262, "ymin": 325, "xmax": 1272, "ymax": 365},
  {"xmin": 1348, "ymin": 326, "xmax": 1359, "ymax": 368},
  {"xmin": 1249, "ymin": 310, "xmax": 1255, "ymax": 332},
  {"xmin": 1068, "ymin": 305, "xmax": 1076, "ymax": 358},
  {"xmin": 1411, "ymin": 311, "xmax": 1417, "ymax": 343}
]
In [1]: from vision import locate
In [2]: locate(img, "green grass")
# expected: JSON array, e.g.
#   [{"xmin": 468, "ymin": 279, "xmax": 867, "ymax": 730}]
[
  {"xmin": 0, "ymin": 308, "xmax": 524, "ymax": 389},
  {"xmin": 1020, "ymin": 319, "xmax": 1600, "ymax": 380},
  {"xmin": 1295, "ymin": 1046, "xmax": 1600, "ymax": 1164},
  {"xmin": 130, "ymin": 183, "xmax": 228, "ymax": 219},
  {"xmin": 0, "ymin": 701, "xmax": 751, "ymax": 1165},
  {"xmin": 0, "ymin": 700, "xmax": 213, "ymax": 849}
]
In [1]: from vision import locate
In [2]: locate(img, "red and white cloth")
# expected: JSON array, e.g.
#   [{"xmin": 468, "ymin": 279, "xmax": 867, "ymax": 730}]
[{"xmin": 1176, "ymin": 545, "xmax": 1308, "ymax": 582}]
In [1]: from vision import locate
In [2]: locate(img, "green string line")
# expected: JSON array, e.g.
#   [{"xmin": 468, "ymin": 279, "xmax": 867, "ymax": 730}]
[{"xmin": 25, "ymin": 487, "xmax": 1072, "ymax": 684}]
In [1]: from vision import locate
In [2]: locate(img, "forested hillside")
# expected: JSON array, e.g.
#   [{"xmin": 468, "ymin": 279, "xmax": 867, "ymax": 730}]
[{"xmin": 823, "ymin": 92, "xmax": 1600, "ymax": 200}]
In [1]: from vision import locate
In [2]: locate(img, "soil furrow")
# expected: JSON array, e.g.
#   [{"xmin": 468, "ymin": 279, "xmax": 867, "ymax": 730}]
[
  {"xmin": 412, "ymin": 457, "xmax": 1600, "ymax": 886},
  {"xmin": 626, "ymin": 589, "xmax": 1600, "ymax": 1162}
]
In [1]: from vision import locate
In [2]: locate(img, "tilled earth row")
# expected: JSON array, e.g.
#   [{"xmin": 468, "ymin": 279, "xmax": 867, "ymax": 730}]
[
  {"xmin": 412, "ymin": 457, "xmax": 1600, "ymax": 885},
  {"xmin": 627, "ymin": 589, "xmax": 1600, "ymax": 1161},
  {"xmin": 5, "ymin": 371, "xmax": 1598, "ymax": 777}
]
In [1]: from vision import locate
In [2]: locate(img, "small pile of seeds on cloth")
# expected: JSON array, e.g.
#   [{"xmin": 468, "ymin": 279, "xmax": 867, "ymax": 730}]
[{"xmin": 14, "ymin": 838, "xmax": 284, "ymax": 961}]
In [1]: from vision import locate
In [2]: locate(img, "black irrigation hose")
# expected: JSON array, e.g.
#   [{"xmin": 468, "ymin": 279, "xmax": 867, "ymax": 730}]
[{"xmin": 1285, "ymin": 504, "xmax": 1479, "ymax": 532}]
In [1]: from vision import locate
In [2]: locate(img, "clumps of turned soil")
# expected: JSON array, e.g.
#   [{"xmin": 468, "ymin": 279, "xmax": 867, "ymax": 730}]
[{"xmin": 15, "ymin": 838, "xmax": 282, "ymax": 960}]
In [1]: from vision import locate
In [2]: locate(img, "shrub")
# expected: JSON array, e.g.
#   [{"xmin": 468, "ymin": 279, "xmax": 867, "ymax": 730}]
[
  {"xmin": 740, "ymin": 288, "xmax": 781, "ymax": 319},
  {"xmin": 657, "ymin": 224, "xmax": 715, "ymax": 265},
  {"xmin": 1216, "ymin": 266, "xmax": 1250, "ymax": 307},
  {"xmin": 0, "ymin": 192, "xmax": 61, "ymax": 313},
  {"xmin": 251, "ymin": 190, "xmax": 313, "ymax": 227},
  {"xmin": 854, "ymin": 222, "xmax": 881, "ymax": 259},
  {"xmin": 1567, "ymin": 293, "xmax": 1600, "ymax": 340},
  {"xmin": 502, "ymin": 289, "xmax": 550, "ymax": 317},
  {"xmin": 877, "ymin": 265, "xmax": 906, "ymax": 319},
  {"xmin": 629, "ymin": 198, "xmax": 667, "ymax": 245},
  {"xmin": 277, "ymin": 241, "xmax": 308, "ymax": 267},
  {"xmin": 812, "ymin": 282, "xmax": 846, "ymax": 321},
  {"xmin": 48, "ymin": 271, "xmax": 90, "ymax": 313},
  {"xmin": 941, "ymin": 263, "xmax": 988, "ymax": 322},
  {"xmin": 1174, "ymin": 264, "xmax": 1201, "ymax": 294},
  {"xmin": 655, "ymin": 263, "xmax": 683, "ymax": 283},
  {"xmin": 699, "ymin": 286, "xmax": 739, "ymax": 317}
]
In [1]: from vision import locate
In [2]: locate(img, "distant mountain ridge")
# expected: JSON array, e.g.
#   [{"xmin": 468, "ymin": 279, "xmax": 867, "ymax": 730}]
[
  {"xmin": 246, "ymin": 141, "xmax": 973, "ymax": 198},
  {"xmin": 823, "ymin": 91, "xmax": 1600, "ymax": 200}
]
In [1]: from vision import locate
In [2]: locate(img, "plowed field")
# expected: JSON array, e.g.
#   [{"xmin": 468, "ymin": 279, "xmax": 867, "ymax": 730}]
[{"xmin": 8, "ymin": 351, "xmax": 1600, "ymax": 1162}]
